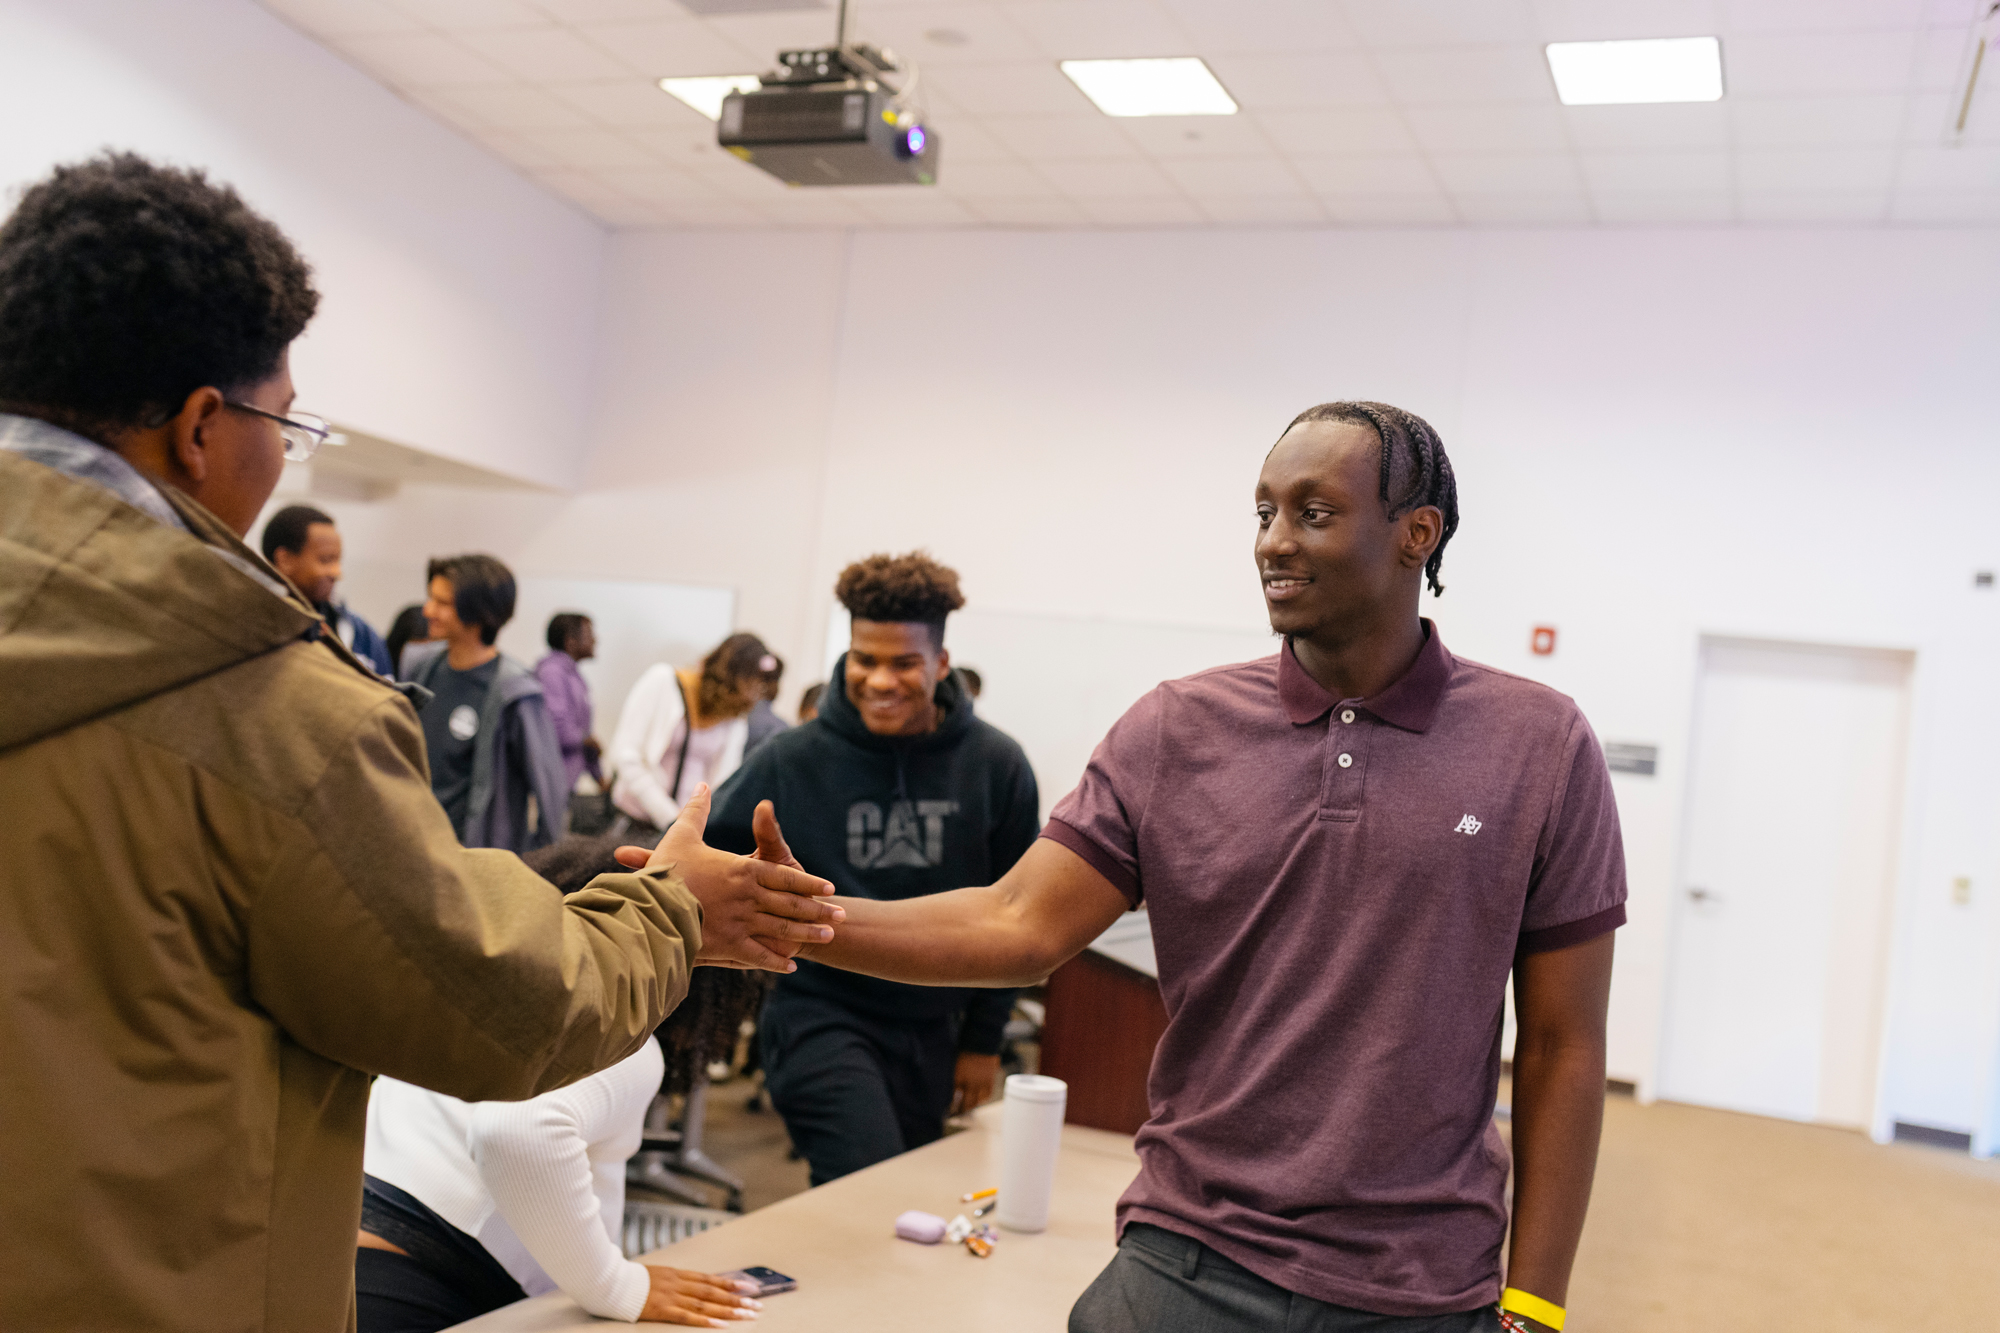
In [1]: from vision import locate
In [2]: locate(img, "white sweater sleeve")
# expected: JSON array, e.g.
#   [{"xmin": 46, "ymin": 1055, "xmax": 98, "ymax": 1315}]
[
  {"xmin": 467, "ymin": 1044, "xmax": 664, "ymax": 1322},
  {"xmin": 608, "ymin": 665, "xmax": 684, "ymax": 828}
]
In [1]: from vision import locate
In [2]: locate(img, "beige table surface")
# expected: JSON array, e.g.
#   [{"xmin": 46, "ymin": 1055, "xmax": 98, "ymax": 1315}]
[{"xmin": 450, "ymin": 1103, "xmax": 1140, "ymax": 1332}]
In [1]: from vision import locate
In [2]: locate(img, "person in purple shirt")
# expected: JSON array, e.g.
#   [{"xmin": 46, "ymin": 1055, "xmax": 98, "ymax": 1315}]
[
  {"xmin": 536, "ymin": 611, "xmax": 602, "ymax": 791},
  {"xmin": 709, "ymin": 402, "xmax": 1623, "ymax": 1333}
]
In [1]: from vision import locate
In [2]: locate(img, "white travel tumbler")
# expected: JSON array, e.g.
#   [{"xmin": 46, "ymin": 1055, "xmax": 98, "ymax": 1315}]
[{"xmin": 996, "ymin": 1074, "xmax": 1067, "ymax": 1233}]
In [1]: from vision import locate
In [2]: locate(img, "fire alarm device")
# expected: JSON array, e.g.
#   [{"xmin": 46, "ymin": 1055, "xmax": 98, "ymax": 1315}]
[{"xmin": 1530, "ymin": 626, "xmax": 1557, "ymax": 656}]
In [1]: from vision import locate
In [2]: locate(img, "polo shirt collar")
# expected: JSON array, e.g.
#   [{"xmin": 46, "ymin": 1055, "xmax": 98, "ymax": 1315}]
[{"xmin": 1279, "ymin": 619, "xmax": 1454, "ymax": 732}]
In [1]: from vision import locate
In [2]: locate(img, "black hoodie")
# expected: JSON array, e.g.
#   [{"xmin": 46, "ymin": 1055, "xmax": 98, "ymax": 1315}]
[{"xmin": 710, "ymin": 659, "xmax": 1038, "ymax": 1052}]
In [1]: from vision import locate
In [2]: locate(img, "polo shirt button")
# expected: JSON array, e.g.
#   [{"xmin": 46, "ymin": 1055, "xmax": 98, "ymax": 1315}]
[
  {"xmin": 1338, "ymin": 752, "xmax": 1353, "ymax": 768},
  {"xmin": 1340, "ymin": 709, "xmax": 1356, "ymax": 724}
]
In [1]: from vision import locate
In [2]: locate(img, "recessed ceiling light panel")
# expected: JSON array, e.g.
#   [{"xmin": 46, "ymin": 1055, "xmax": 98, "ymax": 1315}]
[
  {"xmin": 1545, "ymin": 36, "xmax": 1723, "ymax": 106},
  {"xmin": 659, "ymin": 74, "xmax": 765, "ymax": 121},
  {"xmin": 1060, "ymin": 57, "xmax": 1238, "ymax": 117}
]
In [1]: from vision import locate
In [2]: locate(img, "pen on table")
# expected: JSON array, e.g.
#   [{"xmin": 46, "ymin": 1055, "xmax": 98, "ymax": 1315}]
[
  {"xmin": 973, "ymin": 1197, "xmax": 997, "ymax": 1218},
  {"xmin": 961, "ymin": 1188, "xmax": 996, "ymax": 1203}
]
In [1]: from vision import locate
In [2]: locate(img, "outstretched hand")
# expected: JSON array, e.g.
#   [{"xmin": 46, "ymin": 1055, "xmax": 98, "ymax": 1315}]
[{"xmin": 614, "ymin": 785, "xmax": 842, "ymax": 974}]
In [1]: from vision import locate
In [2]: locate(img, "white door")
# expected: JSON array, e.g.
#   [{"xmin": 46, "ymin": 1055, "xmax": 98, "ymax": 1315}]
[{"xmin": 1659, "ymin": 637, "xmax": 1911, "ymax": 1127}]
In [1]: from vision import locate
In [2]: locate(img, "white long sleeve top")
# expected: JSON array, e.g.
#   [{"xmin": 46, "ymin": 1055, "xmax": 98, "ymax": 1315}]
[
  {"xmin": 363, "ymin": 1041, "xmax": 664, "ymax": 1321},
  {"xmin": 608, "ymin": 664, "xmax": 749, "ymax": 827}
]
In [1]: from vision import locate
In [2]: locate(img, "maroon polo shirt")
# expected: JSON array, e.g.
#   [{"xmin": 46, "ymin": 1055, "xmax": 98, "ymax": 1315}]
[{"xmin": 1042, "ymin": 622, "xmax": 1625, "ymax": 1317}]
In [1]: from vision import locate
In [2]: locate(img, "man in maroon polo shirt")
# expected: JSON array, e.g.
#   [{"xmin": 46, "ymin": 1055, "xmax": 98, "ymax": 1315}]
[{"xmin": 722, "ymin": 402, "xmax": 1623, "ymax": 1332}]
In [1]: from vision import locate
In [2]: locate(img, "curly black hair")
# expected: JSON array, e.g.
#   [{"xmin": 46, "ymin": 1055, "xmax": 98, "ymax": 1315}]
[
  {"xmin": 835, "ymin": 551, "xmax": 965, "ymax": 646},
  {"xmin": 0, "ymin": 152, "xmax": 318, "ymax": 433},
  {"xmin": 521, "ymin": 832, "xmax": 772, "ymax": 1097},
  {"xmin": 1279, "ymin": 401, "xmax": 1460, "ymax": 597}
]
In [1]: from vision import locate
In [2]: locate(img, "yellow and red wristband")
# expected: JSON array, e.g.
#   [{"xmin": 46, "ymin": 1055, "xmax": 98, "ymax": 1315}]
[{"xmin": 1499, "ymin": 1287, "xmax": 1566, "ymax": 1330}]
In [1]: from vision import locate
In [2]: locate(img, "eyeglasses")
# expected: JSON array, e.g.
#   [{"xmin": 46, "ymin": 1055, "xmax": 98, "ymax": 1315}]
[{"xmin": 224, "ymin": 401, "xmax": 344, "ymax": 463}]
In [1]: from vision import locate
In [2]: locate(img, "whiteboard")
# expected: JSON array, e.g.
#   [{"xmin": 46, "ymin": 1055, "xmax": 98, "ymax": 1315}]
[
  {"xmin": 496, "ymin": 577, "xmax": 737, "ymax": 738},
  {"xmin": 824, "ymin": 605, "xmax": 1278, "ymax": 821}
]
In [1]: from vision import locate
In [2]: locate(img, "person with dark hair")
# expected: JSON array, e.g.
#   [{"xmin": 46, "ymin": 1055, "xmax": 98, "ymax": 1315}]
[
  {"xmin": 403, "ymin": 554, "xmax": 569, "ymax": 854},
  {"xmin": 260, "ymin": 502, "xmax": 394, "ymax": 676},
  {"xmin": 737, "ymin": 403, "xmax": 1621, "ymax": 1333},
  {"xmin": 387, "ymin": 603, "xmax": 434, "ymax": 682},
  {"xmin": 606, "ymin": 632, "xmax": 777, "ymax": 838},
  {"xmin": 0, "ymin": 152, "xmax": 842, "ymax": 1333},
  {"xmin": 744, "ymin": 647, "xmax": 789, "ymax": 758},
  {"xmin": 957, "ymin": 666, "xmax": 982, "ymax": 701},
  {"xmin": 705, "ymin": 553, "xmax": 1038, "ymax": 1186},
  {"xmin": 536, "ymin": 611, "xmax": 603, "ymax": 792},
  {"xmin": 797, "ymin": 682, "xmax": 825, "ymax": 723}
]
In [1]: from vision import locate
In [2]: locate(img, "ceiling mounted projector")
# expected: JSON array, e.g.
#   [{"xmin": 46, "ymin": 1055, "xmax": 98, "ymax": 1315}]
[{"xmin": 716, "ymin": 2, "xmax": 938, "ymax": 187}]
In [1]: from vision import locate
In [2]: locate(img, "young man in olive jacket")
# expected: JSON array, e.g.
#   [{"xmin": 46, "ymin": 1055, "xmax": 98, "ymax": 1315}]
[
  {"xmin": 0, "ymin": 154, "xmax": 841, "ymax": 1333},
  {"xmin": 711, "ymin": 553, "xmax": 1040, "ymax": 1185}
]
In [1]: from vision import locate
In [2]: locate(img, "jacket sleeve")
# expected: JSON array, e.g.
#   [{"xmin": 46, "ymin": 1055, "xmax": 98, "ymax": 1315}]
[
  {"xmin": 514, "ymin": 694, "xmax": 574, "ymax": 849},
  {"xmin": 246, "ymin": 693, "xmax": 704, "ymax": 1102},
  {"xmin": 608, "ymin": 665, "xmax": 682, "ymax": 828}
]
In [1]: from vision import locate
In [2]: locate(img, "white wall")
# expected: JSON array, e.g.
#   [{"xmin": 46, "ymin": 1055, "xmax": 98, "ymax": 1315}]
[
  {"xmin": 575, "ymin": 225, "xmax": 2000, "ymax": 1148},
  {"xmin": 0, "ymin": 0, "xmax": 608, "ymax": 489}
]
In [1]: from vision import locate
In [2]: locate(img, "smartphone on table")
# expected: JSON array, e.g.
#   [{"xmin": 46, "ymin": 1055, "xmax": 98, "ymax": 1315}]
[{"xmin": 719, "ymin": 1267, "xmax": 798, "ymax": 1296}]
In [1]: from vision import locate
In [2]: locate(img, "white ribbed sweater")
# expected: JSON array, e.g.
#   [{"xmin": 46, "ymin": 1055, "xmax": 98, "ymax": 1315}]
[{"xmin": 363, "ymin": 1041, "xmax": 662, "ymax": 1321}]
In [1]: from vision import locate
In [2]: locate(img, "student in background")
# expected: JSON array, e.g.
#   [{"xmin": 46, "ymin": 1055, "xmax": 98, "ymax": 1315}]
[
  {"xmin": 796, "ymin": 682, "xmax": 824, "ymax": 723},
  {"xmin": 387, "ymin": 602, "xmax": 433, "ymax": 679},
  {"xmin": 537, "ymin": 611, "xmax": 603, "ymax": 792},
  {"xmin": 744, "ymin": 649, "xmax": 788, "ymax": 758},
  {"xmin": 708, "ymin": 554, "xmax": 1039, "ymax": 1186},
  {"xmin": 957, "ymin": 666, "xmax": 982, "ymax": 702},
  {"xmin": 406, "ymin": 555, "xmax": 569, "ymax": 854},
  {"xmin": 260, "ymin": 503, "xmax": 394, "ymax": 676},
  {"xmin": 607, "ymin": 633, "xmax": 773, "ymax": 840}
]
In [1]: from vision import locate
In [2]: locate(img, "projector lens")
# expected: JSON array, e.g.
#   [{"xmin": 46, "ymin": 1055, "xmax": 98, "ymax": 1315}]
[{"xmin": 906, "ymin": 125, "xmax": 927, "ymax": 156}]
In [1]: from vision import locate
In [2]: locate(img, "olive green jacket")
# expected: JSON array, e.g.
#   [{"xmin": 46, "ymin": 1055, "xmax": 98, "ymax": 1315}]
[{"xmin": 0, "ymin": 449, "xmax": 703, "ymax": 1332}]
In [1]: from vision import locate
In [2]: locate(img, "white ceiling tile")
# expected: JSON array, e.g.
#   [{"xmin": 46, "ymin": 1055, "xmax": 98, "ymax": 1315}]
[
  {"xmin": 847, "ymin": 192, "xmax": 981, "ymax": 226},
  {"xmin": 1036, "ymin": 158, "xmax": 1180, "ymax": 196},
  {"xmin": 1076, "ymin": 196, "xmax": 1209, "ymax": 225},
  {"xmin": 1118, "ymin": 114, "xmax": 1274, "ymax": 157},
  {"xmin": 1736, "ymin": 189, "xmax": 1891, "ymax": 220},
  {"xmin": 1722, "ymin": 31, "xmax": 1922, "ymax": 97},
  {"xmin": 1339, "ymin": 0, "xmax": 1540, "ymax": 48},
  {"xmin": 1718, "ymin": 0, "xmax": 1929, "ymax": 33},
  {"xmin": 1202, "ymin": 52, "xmax": 1389, "ymax": 109},
  {"xmin": 1896, "ymin": 143, "xmax": 2000, "ymax": 189},
  {"xmin": 1579, "ymin": 149, "xmax": 1731, "ymax": 190},
  {"xmin": 547, "ymin": 79, "xmax": 698, "ymax": 126},
  {"xmin": 262, "ymin": 0, "xmax": 423, "ymax": 37},
  {"xmin": 677, "ymin": 159, "xmax": 796, "ymax": 200},
  {"xmin": 590, "ymin": 164, "xmax": 730, "ymax": 200},
  {"xmin": 984, "ymin": 113, "xmax": 1137, "ymax": 159},
  {"xmin": 963, "ymin": 197, "xmax": 1094, "ymax": 225},
  {"xmin": 646, "ymin": 199, "xmax": 774, "ymax": 226},
  {"xmin": 423, "ymin": 83, "xmax": 599, "ymax": 129},
  {"xmin": 397, "ymin": 85, "xmax": 497, "ymax": 133},
  {"xmin": 457, "ymin": 25, "xmax": 639, "ymax": 78},
  {"xmin": 333, "ymin": 32, "xmax": 513, "ymax": 85},
  {"xmin": 931, "ymin": 62, "xmax": 1097, "ymax": 114},
  {"xmin": 1162, "ymin": 0, "xmax": 1357, "ymax": 55},
  {"xmin": 1196, "ymin": 194, "xmax": 1331, "ymax": 223},
  {"xmin": 702, "ymin": 10, "xmax": 866, "ymax": 59},
  {"xmin": 1403, "ymin": 103, "xmax": 1572, "ymax": 154},
  {"xmin": 763, "ymin": 198, "xmax": 874, "ymax": 227},
  {"xmin": 1590, "ymin": 189, "xmax": 1735, "ymax": 222},
  {"xmin": 1561, "ymin": 101, "xmax": 1731, "ymax": 149},
  {"xmin": 1003, "ymin": 1, "xmax": 1196, "ymax": 61},
  {"xmin": 1427, "ymin": 151, "xmax": 1583, "ymax": 192},
  {"xmin": 1319, "ymin": 190, "xmax": 1458, "ymax": 223},
  {"xmin": 1530, "ymin": 0, "xmax": 1724, "ymax": 43},
  {"xmin": 1731, "ymin": 93, "xmax": 1909, "ymax": 146},
  {"xmin": 531, "ymin": 166, "xmax": 634, "ymax": 205},
  {"xmin": 925, "ymin": 118, "xmax": 1015, "ymax": 162},
  {"xmin": 1292, "ymin": 155, "xmax": 1441, "ymax": 193},
  {"xmin": 1888, "ymin": 190, "xmax": 2000, "ymax": 220},
  {"xmin": 471, "ymin": 131, "xmax": 570, "ymax": 168},
  {"xmin": 848, "ymin": 4, "xmax": 1046, "ymax": 65},
  {"xmin": 1450, "ymin": 190, "xmax": 1594, "ymax": 222},
  {"xmin": 529, "ymin": 0, "xmax": 685, "ymax": 21},
  {"xmin": 1255, "ymin": 108, "xmax": 1418, "ymax": 155},
  {"xmin": 1158, "ymin": 155, "xmax": 1306, "ymax": 196},
  {"xmin": 572, "ymin": 19, "xmax": 758, "ymax": 75},
  {"xmin": 1735, "ymin": 146, "xmax": 1899, "ymax": 190},
  {"xmin": 520, "ymin": 126, "xmax": 663, "ymax": 167},
  {"xmin": 626, "ymin": 122, "xmax": 736, "ymax": 162},
  {"xmin": 935, "ymin": 157, "xmax": 1062, "ymax": 197},
  {"xmin": 1373, "ymin": 46, "xmax": 1557, "ymax": 104},
  {"xmin": 390, "ymin": 0, "xmax": 546, "ymax": 27}
]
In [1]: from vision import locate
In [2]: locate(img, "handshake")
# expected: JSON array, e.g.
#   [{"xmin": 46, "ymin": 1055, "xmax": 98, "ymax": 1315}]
[{"xmin": 612, "ymin": 784, "xmax": 840, "ymax": 972}]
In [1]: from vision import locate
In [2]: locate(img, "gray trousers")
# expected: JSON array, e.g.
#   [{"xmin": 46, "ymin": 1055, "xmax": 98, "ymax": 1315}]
[{"xmin": 1071, "ymin": 1224, "xmax": 1504, "ymax": 1333}]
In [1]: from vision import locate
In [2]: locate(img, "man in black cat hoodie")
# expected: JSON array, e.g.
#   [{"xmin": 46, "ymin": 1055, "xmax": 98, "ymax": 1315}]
[{"xmin": 710, "ymin": 552, "xmax": 1039, "ymax": 1184}]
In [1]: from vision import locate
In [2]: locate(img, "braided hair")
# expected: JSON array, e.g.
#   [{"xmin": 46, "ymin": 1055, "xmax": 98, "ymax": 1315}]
[{"xmin": 1280, "ymin": 401, "xmax": 1459, "ymax": 597}]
